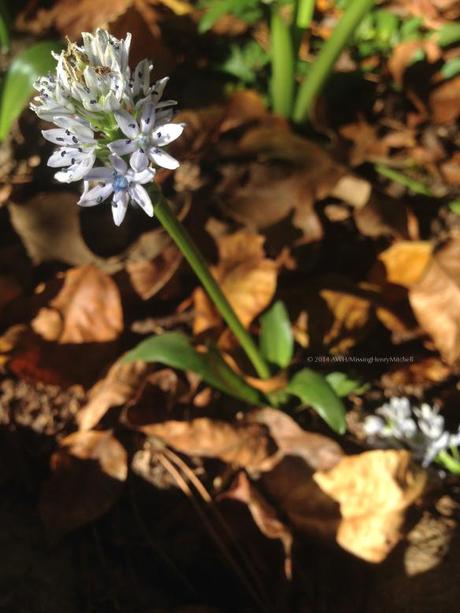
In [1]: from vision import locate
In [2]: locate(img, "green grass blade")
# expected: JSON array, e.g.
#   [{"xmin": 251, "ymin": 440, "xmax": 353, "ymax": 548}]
[{"xmin": 292, "ymin": 0, "xmax": 374, "ymax": 123}]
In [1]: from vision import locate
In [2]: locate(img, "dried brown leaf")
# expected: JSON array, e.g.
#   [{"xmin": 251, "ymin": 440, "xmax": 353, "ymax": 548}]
[
  {"xmin": 31, "ymin": 265, "xmax": 123, "ymax": 344},
  {"xmin": 194, "ymin": 230, "xmax": 277, "ymax": 332},
  {"xmin": 140, "ymin": 418, "xmax": 278, "ymax": 471},
  {"xmin": 249, "ymin": 408, "xmax": 343, "ymax": 471},
  {"xmin": 220, "ymin": 126, "xmax": 343, "ymax": 240},
  {"xmin": 389, "ymin": 40, "xmax": 441, "ymax": 87},
  {"xmin": 221, "ymin": 471, "xmax": 293, "ymax": 578},
  {"xmin": 410, "ymin": 238, "xmax": 460, "ymax": 364},
  {"xmin": 429, "ymin": 75, "xmax": 460, "ymax": 124},
  {"xmin": 376, "ymin": 241, "xmax": 433, "ymax": 288},
  {"xmin": 8, "ymin": 193, "xmax": 103, "ymax": 267},
  {"xmin": 77, "ymin": 358, "xmax": 150, "ymax": 430},
  {"xmin": 314, "ymin": 450, "xmax": 427, "ymax": 563},
  {"xmin": 40, "ymin": 430, "xmax": 127, "ymax": 540}
]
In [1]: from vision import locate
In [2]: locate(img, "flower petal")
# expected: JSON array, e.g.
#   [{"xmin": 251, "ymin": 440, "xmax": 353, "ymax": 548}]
[
  {"xmin": 114, "ymin": 110, "xmax": 139, "ymax": 139},
  {"xmin": 85, "ymin": 166, "xmax": 114, "ymax": 181},
  {"xmin": 42, "ymin": 128, "xmax": 79, "ymax": 146},
  {"xmin": 151, "ymin": 122, "xmax": 185, "ymax": 147},
  {"xmin": 78, "ymin": 183, "xmax": 114, "ymax": 207},
  {"xmin": 108, "ymin": 138, "xmax": 137, "ymax": 155},
  {"xmin": 140, "ymin": 101, "xmax": 155, "ymax": 134},
  {"xmin": 132, "ymin": 168, "xmax": 156, "ymax": 184},
  {"xmin": 53, "ymin": 116, "xmax": 94, "ymax": 141},
  {"xmin": 55, "ymin": 154, "xmax": 96, "ymax": 183},
  {"xmin": 111, "ymin": 190, "xmax": 129, "ymax": 226},
  {"xmin": 129, "ymin": 150, "xmax": 149, "ymax": 173},
  {"xmin": 148, "ymin": 147, "xmax": 180, "ymax": 170},
  {"xmin": 129, "ymin": 184, "xmax": 154, "ymax": 217},
  {"xmin": 109, "ymin": 154, "xmax": 128, "ymax": 175}
]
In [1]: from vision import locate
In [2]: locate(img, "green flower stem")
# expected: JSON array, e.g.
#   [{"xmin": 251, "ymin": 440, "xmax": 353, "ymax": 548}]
[
  {"xmin": 153, "ymin": 190, "xmax": 271, "ymax": 380},
  {"xmin": 292, "ymin": 0, "xmax": 374, "ymax": 123},
  {"xmin": 270, "ymin": 7, "xmax": 295, "ymax": 118}
]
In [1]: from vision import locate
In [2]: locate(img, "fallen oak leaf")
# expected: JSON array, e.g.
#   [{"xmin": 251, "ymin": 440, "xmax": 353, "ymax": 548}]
[
  {"xmin": 32, "ymin": 265, "xmax": 123, "ymax": 344},
  {"xmin": 314, "ymin": 450, "xmax": 427, "ymax": 563}
]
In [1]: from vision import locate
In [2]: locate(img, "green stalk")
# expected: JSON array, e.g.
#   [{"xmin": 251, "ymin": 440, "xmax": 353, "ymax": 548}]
[
  {"xmin": 295, "ymin": 0, "xmax": 315, "ymax": 30},
  {"xmin": 375, "ymin": 164, "xmax": 432, "ymax": 196},
  {"xmin": 292, "ymin": 0, "xmax": 374, "ymax": 123},
  {"xmin": 152, "ymin": 190, "xmax": 271, "ymax": 380},
  {"xmin": 292, "ymin": 0, "xmax": 315, "ymax": 57},
  {"xmin": 270, "ymin": 7, "xmax": 295, "ymax": 118}
]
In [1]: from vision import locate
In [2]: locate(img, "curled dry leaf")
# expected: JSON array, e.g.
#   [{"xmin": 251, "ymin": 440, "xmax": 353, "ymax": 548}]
[
  {"xmin": 219, "ymin": 126, "xmax": 344, "ymax": 241},
  {"xmin": 194, "ymin": 230, "xmax": 277, "ymax": 332},
  {"xmin": 388, "ymin": 40, "xmax": 441, "ymax": 88},
  {"xmin": 77, "ymin": 358, "xmax": 150, "ymax": 430},
  {"xmin": 410, "ymin": 237, "xmax": 460, "ymax": 364},
  {"xmin": 124, "ymin": 241, "xmax": 182, "ymax": 300},
  {"xmin": 314, "ymin": 450, "xmax": 427, "ymax": 563},
  {"xmin": 40, "ymin": 430, "xmax": 127, "ymax": 541},
  {"xmin": 249, "ymin": 408, "xmax": 343, "ymax": 471},
  {"xmin": 31, "ymin": 265, "xmax": 123, "ymax": 344},
  {"xmin": 140, "ymin": 418, "xmax": 278, "ymax": 471},
  {"xmin": 221, "ymin": 471, "xmax": 293, "ymax": 579}
]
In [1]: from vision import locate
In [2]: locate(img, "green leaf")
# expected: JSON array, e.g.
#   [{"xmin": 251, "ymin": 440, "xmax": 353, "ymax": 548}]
[
  {"xmin": 124, "ymin": 332, "xmax": 261, "ymax": 405},
  {"xmin": 0, "ymin": 40, "xmax": 62, "ymax": 141},
  {"xmin": 441, "ymin": 58, "xmax": 460, "ymax": 80},
  {"xmin": 325, "ymin": 371, "xmax": 368, "ymax": 397},
  {"xmin": 198, "ymin": 0, "xmax": 231, "ymax": 33},
  {"xmin": 449, "ymin": 200, "xmax": 460, "ymax": 215},
  {"xmin": 286, "ymin": 368, "xmax": 347, "ymax": 433},
  {"xmin": 435, "ymin": 22, "xmax": 460, "ymax": 48},
  {"xmin": 259, "ymin": 301, "xmax": 293, "ymax": 369}
]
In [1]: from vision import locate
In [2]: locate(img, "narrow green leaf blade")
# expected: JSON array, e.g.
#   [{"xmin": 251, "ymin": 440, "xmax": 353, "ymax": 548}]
[
  {"xmin": 0, "ymin": 40, "xmax": 62, "ymax": 141},
  {"xmin": 286, "ymin": 368, "xmax": 347, "ymax": 433},
  {"xmin": 259, "ymin": 301, "xmax": 293, "ymax": 368},
  {"xmin": 124, "ymin": 332, "xmax": 261, "ymax": 405}
]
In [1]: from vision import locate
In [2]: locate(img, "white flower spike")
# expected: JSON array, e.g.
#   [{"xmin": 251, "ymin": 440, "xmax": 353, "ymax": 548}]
[{"xmin": 31, "ymin": 28, "xmax": 184, "ymax": 225}]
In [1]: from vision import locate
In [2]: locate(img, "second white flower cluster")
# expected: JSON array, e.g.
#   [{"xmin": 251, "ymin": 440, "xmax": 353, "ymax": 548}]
[
  {"xmin": 364, "ymin": 397, "xmax": 460, "ymax": 471},
  {"xmin": 31, "ymin": 29, "xmax": 185, "ymax": 226}
]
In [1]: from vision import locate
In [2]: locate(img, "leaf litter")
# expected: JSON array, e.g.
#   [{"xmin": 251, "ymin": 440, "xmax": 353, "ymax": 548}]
[{"xmin": 3, "ymin": 1, "xmax": 460, "ymax": 610}]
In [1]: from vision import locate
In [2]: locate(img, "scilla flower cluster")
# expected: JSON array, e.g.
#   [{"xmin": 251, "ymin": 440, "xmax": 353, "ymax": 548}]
[
  {"xmin": 364, "ymin": 397, "xmax": 460, "ymax": 471},
  {"xmin": 30, "ymin": 29, "xmax": 184, "ymax": 226}
]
